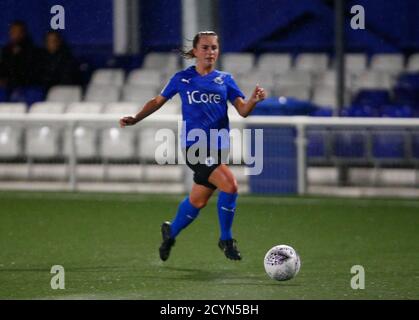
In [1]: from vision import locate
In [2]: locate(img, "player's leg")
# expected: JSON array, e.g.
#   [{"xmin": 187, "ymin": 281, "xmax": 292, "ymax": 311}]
[
  {"xmin": 208, "ymin": 164, "xmax": 242, "ymax": 260},
  {"xmin": 170, "ymin": 183, "xmax": 215, "ymax": 238},
  {"xmin": 159, "ymin": 183, "xmax": 215, "ymax": 261}
]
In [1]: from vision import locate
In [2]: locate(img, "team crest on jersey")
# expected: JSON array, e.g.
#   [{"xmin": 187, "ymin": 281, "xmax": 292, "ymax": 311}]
[
  {"xmin": 214, "ymin": 76, "xmax": 224, "ymax": 85},
  {"xmin": 205, "ymin": 156, "xmax": 215, "ymax": 166}
]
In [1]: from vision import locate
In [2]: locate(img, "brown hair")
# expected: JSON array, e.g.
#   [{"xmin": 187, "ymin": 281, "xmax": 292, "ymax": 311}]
[{"xmin": 179, "ymin": 31, "xmax": 218, "ymax": 59}]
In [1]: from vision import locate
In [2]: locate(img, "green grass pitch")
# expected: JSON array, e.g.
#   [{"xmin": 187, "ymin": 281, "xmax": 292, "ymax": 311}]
[{"xmin": 0, "ymin": 191, "xmax": 418, "ymax": 300}]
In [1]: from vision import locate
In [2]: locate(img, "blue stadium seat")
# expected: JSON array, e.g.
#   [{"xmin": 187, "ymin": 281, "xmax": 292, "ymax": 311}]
[
  {"xmin": 412, "ymin": 132, "xmax": 419, "ymax": 159},
  {"xmin": 9, "ymin": 87, "xmax": 46, "ymax": 107},
  {"xmin": 341, "ymin": 105, "xmax": 379, "ymax": 117},
  {"xmin": 333, "ymin": 131, "xmax": 367, "ymax": 160},
  {"xmin": 0, "ymin": 88, "xmax": 7, "ymax": 102},
  {"xmin": 310, "ymin": 107, "xmax": 333, "ymax": 117},
  {"xmin": 352, "ymin": 89, "xmax": 391, "ymax": 109},
  {"xmin": 379, "ymin": 105, "xmax": 413, "ymax": 118},
  {"xmin": 306, "ymin": 130, "xmax": 328, "ymax": 159},
  {"xmin": 372, "ymin": 130, "xmax": 406, "ymax": 160}
]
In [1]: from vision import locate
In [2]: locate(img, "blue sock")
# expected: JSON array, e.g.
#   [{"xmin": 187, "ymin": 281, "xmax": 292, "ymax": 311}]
[
  {"xmin": 217, "ymin": 191, "xmax": 238, "ymax": 240},
  {"xmin": 170, "ymin": 196, "xmax": 200, "ymax": 238}
]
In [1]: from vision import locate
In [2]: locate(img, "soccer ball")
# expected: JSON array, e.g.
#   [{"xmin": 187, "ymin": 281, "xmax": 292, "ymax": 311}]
[{"xmin": 264, "ymin": 245, "xmax": 301, "ymax": 281}]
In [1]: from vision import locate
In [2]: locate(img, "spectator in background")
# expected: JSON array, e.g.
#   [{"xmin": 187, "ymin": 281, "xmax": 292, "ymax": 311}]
[
  {"xmin": 39, "ymin": 31, "xmax": 80, "ymax": 89},
  {"xmin": 0, "ymin": 21, "xmax": 41, "ymax": 88}
]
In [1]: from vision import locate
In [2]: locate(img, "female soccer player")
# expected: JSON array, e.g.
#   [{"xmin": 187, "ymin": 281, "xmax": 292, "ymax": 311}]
[{"xmin": 120, "ymin": 31, "xmax": 266, "ymax": 261}]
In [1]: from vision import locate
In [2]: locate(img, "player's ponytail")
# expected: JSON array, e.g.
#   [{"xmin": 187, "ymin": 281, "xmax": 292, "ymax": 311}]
[{"xmin": 178, "ymin": 31, "xmax": 218, "ymax": 59}]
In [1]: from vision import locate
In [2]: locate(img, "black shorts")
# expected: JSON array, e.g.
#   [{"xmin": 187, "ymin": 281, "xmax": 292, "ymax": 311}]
[{"xmin": 183, "ymin": 147, "xmax": 229, "ymax": 190}]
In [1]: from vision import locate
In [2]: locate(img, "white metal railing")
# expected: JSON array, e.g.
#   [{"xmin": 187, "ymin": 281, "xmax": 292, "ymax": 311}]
[{"xmin": 1, "ymin": 113, "xmax": 419, "ymax": 194}]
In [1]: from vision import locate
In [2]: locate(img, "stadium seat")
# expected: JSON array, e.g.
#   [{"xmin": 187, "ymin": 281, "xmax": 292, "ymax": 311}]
[
  {"xmin": 25, "ymin": 103, "xmax": 63, "ymax": 159},
  {"xmin": 100, "ymin": 103, "xmax": 139, "ymax": 160},
  {"xmin": 314, "ymin": 70, "xmax": 352, "ymax": 89},
  {"xmin": 0, "ymin": 125, "xmax": 23, "ymax": 158},
  {"xmin": 344, "ymin": 53, "xmax": 368, "ymax": 75},
  {"xmin": 306, "ymin": 129, "xmax": 329, "ymax": 159},
  {"xmin": 393, "ymin": 73, "xmax": 419, "ymax": 107},
  {"xmin": 372, "ymin": 130, "xmax": 406, "ymax": 161},
  {"xmin": 0, "ymin": 103, "xmax": 27, "ymax": 158},
  {"xmin": 312, "ymin": 85, "xmax": 350, "ymax": 109},
  {"xmin": 412, "ymin": 132, "xmax": 419, "ymax": 159},
  {"xmin": 379, "ymin": 105, "xmax": 413, "ymax": 118},
  {"xmin": 352, "ymin": 89, "xmax": 391, "ymax": 109},
  {"xmin": 352, "ymin": 71, "xmax": 393, "ymax": 92},
  {"xmin": 90, "ymin": 69, "xmax": 125, "ymax": 87},
  {"xmin": 9, "ymin": 87, "xmax": 46, "ymax": 108},
  {"xmin": 85, "ymin": 85, "xmax": 120, "ymax": 104},
  {"xmin": 406, "ymin": 53, "xmax": 419, "ymax": 72},
  {"xmin": 294, "ymin": 53, "xmax": 329, "ymax": 74},
  {"xmin": 126, "ymin": 69, "xmax": 162, "ymax": 89},
  {"xmin": 238, "ymin": 71, "xmax": 274, "ymax": 92},
  {"xmin": 46, "ymin": 85, "xmax": 82, "ymax": 103},
  {"xmin": 29, "ymin": 102, "xmax": 66, "ymax": 114},
  {"xmin": 122, "ymin": 85, "xmax": 157, "ymax": 104},
  {"xmin": 370, "ymin": 53, "xmax": 404, "ymax": 75},
  {"xmin": 142, "ymin": 52, "xmax": 179, "ymax": 74},
  {"xmin": 276, "ymin": 70, "xmax": 313, "ymax": 87},
  {"xmin": 274, "ymin": 85, "xmax": 311, "ymax": 101},
  {"xmin": 222, "ymin": 53, "xmax": 255, "ymax": 75},
  {"xmin": 63, "ymin": 102, "xmax": 104, "ymax": 159},
  {"xmin": 257, "ymin": 53, "xmax": 292, "ymax": 75},
  {"xmin": 0, "ymin": 103, "xmax": 27, "ymax": 114},
  {"xmin": 0, "ymin": 88, "xmax": 7, "ymax": 102},
  {"xmin": 340, "ymin": 105, "xmax": 379, "ymax": 117},
  {"xmin": 332, "ymin": 130, "xmax": 367, "ymax": 161}
]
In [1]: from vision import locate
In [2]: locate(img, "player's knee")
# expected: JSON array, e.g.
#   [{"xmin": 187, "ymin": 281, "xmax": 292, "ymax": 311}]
[
  {"xmin": 223, "ymin": 179, "xmax": 238, "ymax": 194},
  {"xmin": 189, "ymin": 198, "xmax": 208, "ymax": 209}
]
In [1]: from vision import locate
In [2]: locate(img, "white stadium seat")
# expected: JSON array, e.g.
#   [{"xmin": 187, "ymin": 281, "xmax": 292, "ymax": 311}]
[
  {"xmin": 46, "ymin": 85, "xmax": 82, "ymax": 103},
  {"xmin": 312, "ymin": 85, "xmax": 350, "ymax": 109},
  {"xmin": 0, "ymin": 103, "xmax": 27, "ymax": 158},
  {"xmin": 238, "ymin": 71, "xmax": 275, "ymax": 92},
  {"xmin": 29, "ymin": 102, "xmax": 66, "ymax": 114},
  {"xmin": 276, "ymin": 70, "xmax": 313, "ymax": 87},
  {"xmin": 84, "ymin": 85, "xmax": 121, "ymax": 104},
  {"xmin": 142, "ymin": 52, "xmax": 179, "ymax": 74},
  {"xmin": 63, "ymin": 102, "xmax": 104, "ymax": 159},
  {"xmin": 352, "ymin": 71, "xmax": 393, "ymax": 92},
  {"xmin": 122, "ymin": 85, "xmax": 157, "ymax": 104},
  {"xmin": 0, "ymin": 126, "xmax": 23, "ymax": 158},
  {"xmin": 257, "ymin": 53, "xmax": 292, "ymax": 75},
  {"xmin": 0, "ymin": 103, "xmax": 27, "ymax": 114},
  {"xmin": 314, "ymin": 70, "xmax": 352, "ymax": 89},
  {"xmin": 90, "ymin": 69, "xmax": 125, "ymax": 86},
  {"xmin": 370, "ymin": 53, "xmax": 404, "ymax": 75},
  {"xmin": 406, "ymin": 53, "xmax": 419, "ymax": 72},
  {"xmin": 344, "ymin": 53, "xmax": 367, "ymax": 75},
  {"xmin": 222, "ymin": 53, "xmax": 255, "ymax": 75},
  {"xmin": 274, "ymin": 85, "xmax": 311, "ymax": 101},
  {"xmin": 295, "ymin": 53, "xmax": 329, "ymax": 73},
  {"xmin": 24, "ymin": 102, "xmax": 67, "ymax": 159},
  {"xmin": 127, "ymin": 69, "xmax": 162, "ymax": 88}
]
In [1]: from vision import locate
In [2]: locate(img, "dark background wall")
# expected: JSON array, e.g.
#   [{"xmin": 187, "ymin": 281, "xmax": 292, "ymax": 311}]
[{"xmin": 1, "ymin": 0, "xmax": 418, "ymax": 65}]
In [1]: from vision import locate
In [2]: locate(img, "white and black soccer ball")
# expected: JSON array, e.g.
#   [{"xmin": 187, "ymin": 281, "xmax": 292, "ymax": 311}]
[{"xmin": 264, "ymin": 245, "xmax": 301, "ymax": 281}]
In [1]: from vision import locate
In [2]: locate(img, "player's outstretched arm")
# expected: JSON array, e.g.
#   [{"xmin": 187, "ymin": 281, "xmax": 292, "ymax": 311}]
[
  {"xmin": 233, "ymin": 85, "xmax": 266, "ymax": 118},
  {"xmin": 119, "ymin": 95, "xmax": 167, "ymax": 128}
]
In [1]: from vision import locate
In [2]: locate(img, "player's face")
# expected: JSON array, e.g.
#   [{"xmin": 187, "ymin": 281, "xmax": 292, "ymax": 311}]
[{"xmin": 193, "ymin": 36, "xmax": 219, "ymax": 68}]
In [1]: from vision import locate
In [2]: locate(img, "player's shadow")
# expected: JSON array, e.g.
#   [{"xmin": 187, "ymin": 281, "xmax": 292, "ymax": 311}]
[{"xmin": 160, "ymin": 266, "xmax": 299, "ymax": 286}]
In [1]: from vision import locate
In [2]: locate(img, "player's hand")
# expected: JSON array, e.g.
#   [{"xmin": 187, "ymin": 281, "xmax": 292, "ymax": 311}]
[
  {"xmin": 251, "ymin": 85, "xmax": 267, "ymax": 103},
  {"xmin": 119, "ymin": 116, "xmax": 138, "ymax": 128}
]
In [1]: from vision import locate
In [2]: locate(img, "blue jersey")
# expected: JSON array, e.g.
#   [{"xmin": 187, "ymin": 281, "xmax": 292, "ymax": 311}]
[{"xmin": 160, "ymin": 66, "xmax": 245, "ymax": 149}]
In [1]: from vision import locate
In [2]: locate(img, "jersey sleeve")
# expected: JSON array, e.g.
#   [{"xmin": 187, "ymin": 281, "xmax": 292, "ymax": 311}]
[
  {"xmin": 226, "ymin": 74, "xmax": 245, "ymax": 103},
  {"xmin": 160, "ymin": 74, "xmax": 179, "ymax": 99}
]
